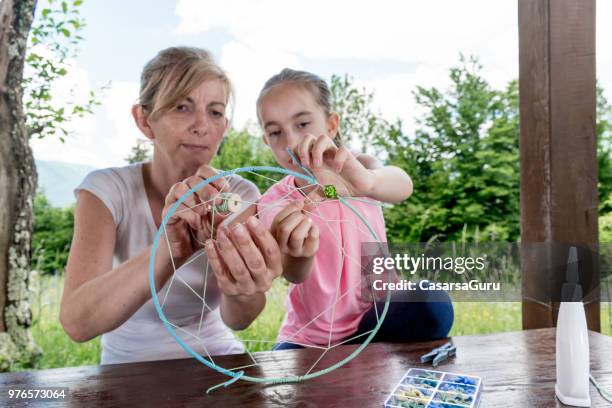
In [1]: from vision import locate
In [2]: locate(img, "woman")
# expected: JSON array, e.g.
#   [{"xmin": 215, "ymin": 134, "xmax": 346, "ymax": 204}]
[{"xmin": 60, "ymin": 47, "xmax": 282, "ymax": 364}]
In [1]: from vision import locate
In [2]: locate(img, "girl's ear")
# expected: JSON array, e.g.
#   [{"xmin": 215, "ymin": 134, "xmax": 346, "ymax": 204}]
[
  {"xmin": 132, "ymin": 104, "xmax": 154, "ymax": 140},
  {"xmin": 327, "ymin": 112, "xmax": 340, "ymax": 138}
]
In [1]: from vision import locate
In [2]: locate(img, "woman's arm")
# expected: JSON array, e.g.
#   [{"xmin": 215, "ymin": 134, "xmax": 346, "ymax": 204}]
[
  {"xmin": 219, "ymin": 293, "xmax": 266, "ymax": 331},
  {"xmin": 60, "ymin": 191, "xmax": 178, "ymax": 342}
]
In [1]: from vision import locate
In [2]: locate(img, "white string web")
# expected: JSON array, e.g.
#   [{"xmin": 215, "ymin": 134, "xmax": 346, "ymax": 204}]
[{"xmin": 157, "ymin": 168, "xmax": 387, "ymax": 378}]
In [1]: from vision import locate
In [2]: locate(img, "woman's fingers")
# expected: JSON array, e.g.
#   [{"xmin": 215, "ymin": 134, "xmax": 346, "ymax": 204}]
[
  {"xmin": 195, "ymin": 165, "xmax": 231, "ymax": 193},
  {"xmin": 226, "ymin": 223, "xmax": 268, "ymax": 287},
  {"xmin": 245, "ymin": 216, "xmax": 282, "ymax": 279},
  {"xmin": 204, "ymin": 239, "xmax": 238, "ymax": 296},
  {"xmin": 183, "ymin": 176, "xmax": 207, "ymax": 217},
  {"xmin": 164, "ymin": 182, "xmax": 201, "ymax": 230},
  {"xmin": 214, "ymin": 229, "xmax": 256, "ymax": 295}
]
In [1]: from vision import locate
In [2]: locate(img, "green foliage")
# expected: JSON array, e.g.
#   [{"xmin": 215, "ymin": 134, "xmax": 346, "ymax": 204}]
[
  {"xmin": 17, "ymin": 273, "xmax": 610, "ymax": 372},
  {"xmin": 597, "ymin": 84, "xmax": 612, "ymax": 213},
  {"xmin": 211, "ymin": 128, "xmax": 278, "ymax": 192},
  {"xmin": 330, "ymin": 74, "xmax": 392, "ymax": 149},
  {"xmin": 125, "ymin": 139, "xmax": 152, "ymax": 164},
  {"xmin": 32, "ymin": 192, "xmax": 74, "ymax": 275},
  {"xmin": 377, "ymin": 56, "xmax": 520, "ymax": 242},
  {"xmin": 233, "ymin": 279, "xmax": 288, "ymax": 352},
  {"xmin": 24, "ymin": 0, "xmax": 103, "ymax": 141},
  {"xmin": 601, "ymin": 195, "xmax": 612, "ymax": 243},
  {"xmin": 21, "ymin": 274, "xmax": 101, "ymax": 371}
]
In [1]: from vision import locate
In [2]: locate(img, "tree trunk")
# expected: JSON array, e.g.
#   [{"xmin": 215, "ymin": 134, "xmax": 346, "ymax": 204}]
[{"xmin": 0, "ymin": 0, "xmax": 40, "ymax": 370}]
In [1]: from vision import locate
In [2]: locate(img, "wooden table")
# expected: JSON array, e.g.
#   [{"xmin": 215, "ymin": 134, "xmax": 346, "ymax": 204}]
[{"xmin": 1, "ymin": 328, "xmax": 611, "ymax": 407}]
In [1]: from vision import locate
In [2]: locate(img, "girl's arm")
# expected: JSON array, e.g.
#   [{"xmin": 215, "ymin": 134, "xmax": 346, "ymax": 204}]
[
  {"xmin": 281, "ymin": 253, "xmax": 315, "ymax": 284},
  {"xmin": 357, "ymin": 154, "xmax": 413, "ymax": 204},
  {"xmin": 301, "ymin": 135, "xmax": 413, "ymax": 204}
]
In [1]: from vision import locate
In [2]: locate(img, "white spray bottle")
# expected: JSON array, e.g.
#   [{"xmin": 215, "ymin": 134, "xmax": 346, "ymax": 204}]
[{"xmin": 555, "ymin": 246, "xmax": 591, "ymax": 407}]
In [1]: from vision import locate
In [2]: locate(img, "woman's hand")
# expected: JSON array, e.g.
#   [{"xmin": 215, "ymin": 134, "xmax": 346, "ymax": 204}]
[
  {"xmin": 161, "ymin": 165, "xmax": 231, "ymax": 260},
  {"xmin": 204, "ymin": 216, "xmax": 283, "ymax": 298},
  {"xmin": 270, "ymin": 200, "xmax": 319, "ymax": 258},
  {"xmin": 294, "ymin": 133, "xmax": 375, "ymax": 198}
]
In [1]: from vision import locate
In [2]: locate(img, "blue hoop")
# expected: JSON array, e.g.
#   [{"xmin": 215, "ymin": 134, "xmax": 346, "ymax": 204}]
[{"xmin": 148, "ymin": 166, "xmax": 391, "ymax": 384}]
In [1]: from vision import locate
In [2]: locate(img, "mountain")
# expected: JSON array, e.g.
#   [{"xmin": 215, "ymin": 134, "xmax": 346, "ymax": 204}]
[{"xmin": 35, "ymin": 160, "xmax": 97, "ymax": 208}]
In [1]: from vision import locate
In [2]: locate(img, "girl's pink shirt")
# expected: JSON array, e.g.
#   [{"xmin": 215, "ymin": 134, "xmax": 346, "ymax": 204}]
[{"xmin": 258, "ymin": 175, "xmax": 387, "ymax": 347}]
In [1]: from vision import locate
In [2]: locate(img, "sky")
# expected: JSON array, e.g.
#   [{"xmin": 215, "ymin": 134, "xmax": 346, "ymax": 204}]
[{"xmin": 30, "ymin": 0, "xmax": 612, "ymax": 169}]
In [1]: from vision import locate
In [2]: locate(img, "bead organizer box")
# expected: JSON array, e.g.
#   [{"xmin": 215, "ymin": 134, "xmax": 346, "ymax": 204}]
[{"xmin": 383, "ymin": 368, "xmax": 482, "ymax": 408}]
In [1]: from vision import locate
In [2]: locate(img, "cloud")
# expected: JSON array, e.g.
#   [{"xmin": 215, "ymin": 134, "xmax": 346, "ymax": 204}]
[
  {"xmin": 175, "ymin": 0, "xmax": 520, "ymax": 132},
  {"xmin": 174, "ymin": 0, "xmax": 517, "ymax": 64},
  {"xmin": 597, "ymin": 1, "xmax": 612, "ymax": 102},
  {"xmin": 30, "ymin": 59, "xmax": 140, "ymax": 169},
  {"xmin": 218, "ymin": 41, "xmax": 302, "ymax": 131}
]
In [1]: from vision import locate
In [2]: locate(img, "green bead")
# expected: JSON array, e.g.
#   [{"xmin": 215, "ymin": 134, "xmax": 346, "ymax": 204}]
[{"xmin": 323, "ymin": 185, "xmax": 338, "ymax": 199}]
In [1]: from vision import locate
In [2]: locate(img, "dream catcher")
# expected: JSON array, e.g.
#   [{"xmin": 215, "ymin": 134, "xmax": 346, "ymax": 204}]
[{"xmin": 148, "ymin": 150, "xmax": 391, "ymax": 391}]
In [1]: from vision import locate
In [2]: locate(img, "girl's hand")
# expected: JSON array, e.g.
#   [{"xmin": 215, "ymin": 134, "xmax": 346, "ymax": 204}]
[
  {"xmin": 270, "ymin": 200, "xmax": 319, "ymax": 258},
  {"xmin": 294, "ymin": 133, "xmax": 375, "ymax": 198},
  {"xmin": 161, "ymin": 166, "xmax": 230, "ymax": 259}
]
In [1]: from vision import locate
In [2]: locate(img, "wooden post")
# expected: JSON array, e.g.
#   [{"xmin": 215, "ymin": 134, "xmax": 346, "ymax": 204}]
[{"xmin": 519, "ymin": 0, "xmax": 600, "ymax": 331}]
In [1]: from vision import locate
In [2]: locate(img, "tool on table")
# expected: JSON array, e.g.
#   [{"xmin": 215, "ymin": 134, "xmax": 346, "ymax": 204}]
[{"xmin": 420, "ymin": 341, "xmax": 456, "ymax": 367}]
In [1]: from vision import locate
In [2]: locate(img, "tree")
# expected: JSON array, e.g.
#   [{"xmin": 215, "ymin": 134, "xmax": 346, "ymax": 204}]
[
  {"xmin": 375, "ymin": 56, "xmax": 521, "ymax": 242},
  {"xmin": 211, "ymin": 127, "xmax": 277, "ymax": 192},
  {"xmin": 125, "ymin": 139, "xmax": 152, "ymax": 164},
  {"xmin": 32, "ymin": 192, "xmax": 74, "ymax": 275},
  {"xmin": 0, "ymin": 0, "xmax": 40, "ymax": 371},
  {"xmin": 597, "ymin": 84, "xmax": 612, "ymax": 213},
  {"xmin": 330, "ymin": 73, "xmax": 393, "ymax": 151},
  {"xmin": 0, "ymin": 0, "xmax": 97, "ymax": 370}
]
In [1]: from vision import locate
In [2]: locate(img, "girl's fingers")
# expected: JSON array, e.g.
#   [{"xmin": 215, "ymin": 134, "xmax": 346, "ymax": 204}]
[
  {"xmin": 311, "ymin": 134, "xmax": 337, "ymax": 168},
  {"xmin": 304, "ymin": 224, "xmax": 320, "ymax": 254},
  {"xmin": 270, "ymin": 201, "xmax": 304, "ymax": 236},
  {"xmin": 296, "ymin": 133, "xmax": 316, "ymax": 167},
  {"xmin": 276, "ymin": 212, "xmax": 306, "ymax": 252},
  {"xmin": 288, "ymin": 217, "xmax": 313, "ymax": 253},
  {"xmin": 333, "ymin": 145, "xmax": 351, "ymax": 173}
]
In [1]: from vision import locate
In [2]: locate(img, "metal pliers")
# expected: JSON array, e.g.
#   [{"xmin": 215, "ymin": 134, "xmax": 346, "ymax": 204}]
[{"xmin": 420, "ymin": 341, "xmax": 456, "ymax": 367}]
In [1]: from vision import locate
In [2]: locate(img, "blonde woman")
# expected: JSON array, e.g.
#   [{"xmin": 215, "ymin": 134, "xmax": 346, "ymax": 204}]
[{"xmin": 60, "ymin": 47, "xmax": 282, "ymax": 364}]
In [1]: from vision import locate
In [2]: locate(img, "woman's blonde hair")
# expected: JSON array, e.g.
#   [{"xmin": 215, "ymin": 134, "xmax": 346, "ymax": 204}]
[
  {"xmin": 139, "ymin": 46, "xmax": 233, "ymax": 120},
  {"xmin": 256, "ymin": 68, "xmax": 342, "ymax": 146}
]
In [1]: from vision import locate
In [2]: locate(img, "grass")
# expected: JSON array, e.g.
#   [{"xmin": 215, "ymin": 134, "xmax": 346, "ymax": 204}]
[
  {"xmin": 14, "ymin": 274, "xmax": 612, "ymax": 371},
  {"xmin": 233, "ymin": 279, "xmax": 288, "ymax": 352},
  {"xmin": 29, "ymin": 273, "xmax": 101, "ymax": 369}
]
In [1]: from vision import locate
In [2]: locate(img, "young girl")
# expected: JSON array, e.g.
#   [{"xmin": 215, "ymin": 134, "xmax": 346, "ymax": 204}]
[{"xmin": 255, "ymin": 69, "xmax": 454, "ymax": 350}]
